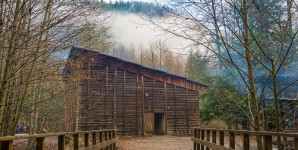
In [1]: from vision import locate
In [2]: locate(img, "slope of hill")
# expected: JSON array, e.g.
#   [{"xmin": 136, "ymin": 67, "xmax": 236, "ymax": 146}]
[{"xmin": 96, "ymin": 0, "xmax": 167, "ymax": 17}]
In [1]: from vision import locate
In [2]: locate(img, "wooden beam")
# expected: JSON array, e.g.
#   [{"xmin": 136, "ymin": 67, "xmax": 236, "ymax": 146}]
[
  {"xmin": 136, "ymin": 74, "xmax": 139, "ymax": 135},
  {"xmin": 84, "ymin": 133, "xmax": 89, "ymax": 147},
  {"xmin": 220, "ymin": 131, "xmax": 224, "ymax": 146},
  {"xmin": 123, "ymin": 71, "xmax": 126, "ymax": 135},
  {"xmin": 191, "ymin": 138, "xmax": 232, "ymax": 150},
  {"xmin": 194, "ymin": 129, "xmax": 197, "ymax": 150},
  {"xmin": 229, "ymin": 132, "xmax": 235, "ymax": 149},
  {"xmin": 153, "ymin": 79, "xmax": 155, "ymax": 113},
  {"xmin": 206, "ymin": 130, "xmax": 210, "ymax": 150},
  {"xmin": 58, "ymin": 135, "xmax": 65, "ymax": 150},
  {"xmin": 291, "ymin": 104, "xmax": 296, "ymax": 132},
  {"xmin": 1, "ymin": 141, "xmax": 13, "ymax": 150},
  {"xmin": 142, "ymin": 75, "xmax": 145, "ymax": 136},
  {"xmin": 174, "ymin": 85, "xmax": 177, "ymax": 135},
  {"xmin": 263, "ymin": 135, "xmax": 272, "ymax": 150},
  {"xmin": 92, "ymin": 132, "xmax": 97, "ymax": 145},
  {"xmin": 74, "ymin": 134, "xmax": 79, "ymax": 150},
  {"xmin": 86, "ymin": 60, "xmax": 91, "ymax": 130},
  {"xmin": 153, "ymin": 79, "xmax": 155, "ymax": 134},
  {"xmin": 113, "ymin": 68, "xmax": 117, "ymax": 129},
  {"xmin": 243, "ymin": 133, "xmax": 250, "ymax": 150},
  {"xmin": 36, "ymin": 137, "xmax": 45, "ymax": 150},
  {"xmin": 105, "ymin": 66, "xmax": 108, "ymax": 129},
  {"xmin": 201, "ymin": 129, "xmax": 205, "ymax": 150},
  {"xmin": 164, "ymin": 83, "xmax": 167, "ymax": 135},
  {"xmin": 186, "ymin": 88, "xmax": 189, "ymax": 135}
]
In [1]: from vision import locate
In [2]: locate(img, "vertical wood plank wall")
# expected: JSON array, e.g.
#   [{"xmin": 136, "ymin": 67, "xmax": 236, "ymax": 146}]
[{"xmin": 72, "ymin": 57, "xmax": 200, "ymax": 135}]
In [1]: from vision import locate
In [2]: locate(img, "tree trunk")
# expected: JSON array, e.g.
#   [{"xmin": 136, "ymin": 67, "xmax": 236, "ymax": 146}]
[{"xmin": 243, "ymin": 0, "xmax": 262, "ymax": 149}]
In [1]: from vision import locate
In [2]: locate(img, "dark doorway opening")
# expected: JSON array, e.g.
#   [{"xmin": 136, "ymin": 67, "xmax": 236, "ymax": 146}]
[{"xmin": 154, "ymin": 113, "xmax": 165, "ymax": 135}]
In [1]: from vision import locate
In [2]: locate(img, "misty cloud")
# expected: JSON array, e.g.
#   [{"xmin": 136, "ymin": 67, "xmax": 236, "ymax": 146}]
[{"xmin": 109, "ymin": 12, "xmax": 193, "ymax": 54}]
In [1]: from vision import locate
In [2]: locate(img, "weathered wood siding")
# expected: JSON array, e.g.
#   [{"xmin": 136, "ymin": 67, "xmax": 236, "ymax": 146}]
[{"xmin": 65, "ymin": 52, "xmax": 201, "ymax": 135}]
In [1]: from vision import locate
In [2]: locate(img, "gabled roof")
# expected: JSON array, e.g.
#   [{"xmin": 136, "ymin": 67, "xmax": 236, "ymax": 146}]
[{"xmin": 67, "ymin": 46, "xmax": 207, "ymax": 92}]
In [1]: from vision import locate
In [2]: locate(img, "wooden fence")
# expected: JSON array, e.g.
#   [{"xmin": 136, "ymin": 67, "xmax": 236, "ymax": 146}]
[
  {"xmin": 0, "ymin": 129, "xmax": 117, "ymax": 150},
  {"xmin": 192, "ymin": 128, "xmax": 298, "ymax": 150}
]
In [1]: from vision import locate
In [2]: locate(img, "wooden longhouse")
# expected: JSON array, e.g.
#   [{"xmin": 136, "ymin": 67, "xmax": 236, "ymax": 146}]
[{"xmin": 64, "ymin": 46, "xmax": 207, "ymax": 135}]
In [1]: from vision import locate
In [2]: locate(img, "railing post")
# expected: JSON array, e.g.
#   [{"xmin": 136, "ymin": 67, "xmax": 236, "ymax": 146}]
[
  {"xmin": 263, "ymin": 135, "xmax": 272, "ymax": 150},
  {"xmin": 197, "ymin": 129, "xmax": 201, "ymax": 150},
  {"xmin": 74, "ymin": 134, "xmax": 79, "ymax": 150},
  {"xmin": 219, "ymin": 131, "xmax": 224, "ymax": 146},
  {"xmin": 194, "ymin": 129, "xmax": 198, "ymax": 150},
  {"xmin": 201, "ymin": 129, "xmax": 205, "ymax": 150},
  {"xmin": 84, "ymin": 133, "xmax": 89, "ymax": 148},
  {"xmin": 92, "ymin": 132, "xmax": 97, "ymax": 145},
  {"xmin": 105, "ymin": 131, "xmax": 108, "ymax": 150},
  {"xmin": 109, "ymin": 130, "xmax": 112, "ymax": 150},
  {"xmin": 1, "ymin": 141, "xmax": 13, "ymax": 150},
  {"xmin": 36, "ymin": 137, "xmax": 45, "ymax": 150},
  {"xmin": 212, "ymin": 130, "xmax": 216, "ymax": 144},
  {"xmin": 243, "ymin": 133, "xmax": 250, "ymax": 150},
  {"xmin": 295, "ymin": 138, "xmax": 298, "ymax": 150},
  {"xmin": 113, "ymin": 130, "xmax": 116, "ymax": 150},
  {"xmin": 229, "ymin": 131, "xmax": 235, "ymax": 149},
  {"xmin": 206, "ymin": 130, "xmax": 210, "ymax": 150},
  {"xmin": 99, "ymin": 131, "xmax": 104, "ymax": 150},
  {"xmin": 58, "ymin": 135, "xmax": 65, "ymax": 150}
]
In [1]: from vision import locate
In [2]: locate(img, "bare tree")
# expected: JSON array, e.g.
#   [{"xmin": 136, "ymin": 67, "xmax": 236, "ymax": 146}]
[{"xmin": 148, "ymin": 0, "xmax": 297, "ymax": 149}]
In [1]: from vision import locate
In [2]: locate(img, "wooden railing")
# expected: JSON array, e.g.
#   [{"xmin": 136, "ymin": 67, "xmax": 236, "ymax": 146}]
[
  {"xmin": 0, "ymin": 129, "xmax": 117, "ymax": 150},
  {"xmin": 192, "ymin": 128, "xmax": 298, "ymax": 150}
]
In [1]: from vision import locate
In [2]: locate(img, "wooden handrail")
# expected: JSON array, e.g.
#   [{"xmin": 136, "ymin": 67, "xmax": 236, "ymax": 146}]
[
  {"xmin": 192, "ymin": 128, "xmax": 298, "ymax": 150},
  {"xmin": 0, "ymin": 129, "xmax": 117, "ymax": 150}
]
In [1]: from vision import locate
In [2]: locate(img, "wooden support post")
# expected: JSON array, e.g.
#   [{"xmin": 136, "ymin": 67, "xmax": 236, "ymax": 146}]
[
  {"xmin": 92, "ymin": 132, "xmax": 96, "ymax": 145},
  {"xmin": 212, "ymin": 130, "xmax": 216, "ymax": 144},
  {"xmin": 219, "ymin": 131, "xmax": 224, "ymax": 146},
  {"xmin": 196, "ymin": 129, "xmax": 201, "ymax": 150},
  {"xmin": 153, "ymin": 79, "xmax": 155, "ymax": 113},
  {"xmin": 263, "ymin": 135, "xmax": 272, "ymax": 150},
  {"xmin": 105, "ymin": 66, "xmax": 108, "ymax": 129},
  {"xmin": 174, "ymin": 85, "xmax": 177, "ymax": 135},
  {"xmin": 113, "ymin": 68, "xmax": 117, "ymax": 129},
  {"xmin": 74, "ymin": 134, "xmax": 79, "ymax": 150},
  {"xmin": 164, "ymin": 83, "xmax": 167, "ymax": 135},
  {"xmin": 142, "ymin": 75, "xmax": 145, "ymax": 136},
  {"xmin": 123, "ymin": 71, "xmax": 126, "ymax": 135},
  {"xmin": 201, "ymin": 129, "xmax": 205, "ymax": 150},
  {"xmin": 206, "ymin": 130, "xmax": 210, "ymax": 150},
  {"xmin": 194, "ymin": 129, "xmax": 197, "ymax": 150},
  {"xmin": 1, "ymin": 141, "xmax": 13, "ymax": 150},
  {"xmin": 109, "ymin": 131, "xmax": 112, "ymax": 150},
  {"xmin": 295, "ymin": 138, "xmax": 298, "ymax": 150},
  {"xmin": 153, "ymin": 79, "xmax": 155, "ymax": 134},
  {"xmin": 136, "ymin": 74, "xmax": 139, "ymax": 135},
  {"xmin": 186, "ymin": 88, "xmax": 189, "ymax": 135},
  {"xmin": 36, "ymin": 137, "xmax": 45, "ymax": 150},
  {"xmin": 86, "ymin": 60, "xmax": 91, "ymax": 130},
  {"xmin": 243, "ymin": 133, "xmax": 250, "ymax": 150},
  {"xmin": 58, "ymin": 135, "xmax": 65, "ymax": 150},
  {"xmin": 105, "ymin": 131, "xmax": 108, "ymax": 150},
  {"xmin": 84, "ymin": 133, "xmax": 89, "ymax": 148},
  {"xmin": 229, "ymin": 132, "xmax": 235, "ymax": 149},
  {"xmin": 113, "ymin": 130, "xmax": 116, "ymax": 150},
  {"xmin": 292, "ymin": 104, "xmax": 296, "ymax": 132},
  {"xmin": 99, "ymin": 132, "xmax": 104, "ymax": 150}
]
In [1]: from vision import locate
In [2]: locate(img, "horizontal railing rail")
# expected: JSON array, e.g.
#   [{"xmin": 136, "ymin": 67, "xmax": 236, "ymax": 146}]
[
  {"xmin": 0, "ymin": 129, "xmax": 117, "ymax": 150},
  {"xmin": 192, "ymin": 128, "xmax": 298, "ymax": 150}
]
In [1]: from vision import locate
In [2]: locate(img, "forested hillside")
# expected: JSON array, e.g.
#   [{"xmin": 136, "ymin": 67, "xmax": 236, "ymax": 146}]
[{"xmin": 97, "ymin": 0, "xmax": 167, "ymax": 17}]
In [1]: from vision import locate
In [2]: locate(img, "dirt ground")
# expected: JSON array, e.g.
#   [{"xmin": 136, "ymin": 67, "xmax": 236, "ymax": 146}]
[
  {"xmin": 116, "ymin": 135, "xmax": 262, "ymax": 150},
  {"xmin": 117, "ymin": 135, "xmax": 193, "ymax": 150}
]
